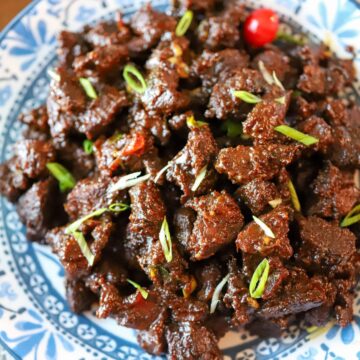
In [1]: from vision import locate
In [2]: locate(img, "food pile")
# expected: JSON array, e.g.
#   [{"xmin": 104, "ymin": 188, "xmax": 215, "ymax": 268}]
[{"xmin": 0, "ymin": 0, "xmax": 359, "ymax": 358}]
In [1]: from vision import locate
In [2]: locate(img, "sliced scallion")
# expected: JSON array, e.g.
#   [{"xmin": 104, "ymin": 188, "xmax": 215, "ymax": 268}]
[
  {"xmin": 154, "ymin": 162, "xmax": 172, "ymax": 184},
  {"xmin": 83, "ymin": 139, "xmax": 94, "ymax": 155},
  {"xmin": 252, "ymin": 216, "xmax": 275, "ymax": 239},
  {"xmin": 258, "ymin": 60, "xmax": 274, "ymax": 86},
  {"xmin": 233, "ymin": 90, "xmax": 262, "ymax": 104},
  {"xmin": 275, "ymin": 96, "xmax": 286, "ymax": 105},
  {"xmin": 65, "ymin": 208, "xmax": 109, "ymax": 234},
  {"xmin": 108, "ymin": 202, "xmax": 130, "ymax": 213},
  {"xmin": 275, "ymin": 125, "xmax": 319, "ymax": 146},
  {"xmin": 210, "ymin": 274, "xmax": 230, "ymax": 314},
  {"xmin": 191, "ymin": 165, "xmax": 207, "ymax": 192},
  {"xmin": 276, "ymin": 31, "xmax": 307, "ymax": 45},
  {"xmin": 123, "ymin": 64, "xmax": 147, "ymax": 94},
  {"xmin": 79, "ymin": 78, "xmax": 98, "ymax": 99},
  {"xmin": 47, "ymin": 68, "xmax": 60, "ymax": 82},
  {"xmin": 127, "ymin": 279, "xmax": 149, "ymax": 300},
  {"xmin": 159, "ymin": 217, "xmax": 173, "ymax": 263},
  {"xmin": 222, "ymin": 120, "xmax": 243, "ymax": 138},
  {"xmin": 107, "ymin": 172, "xmax": 151, "ymax": 194},
  {"xmin": 186, "ymin": 115, "xmax": 207, "ymax": 128},
  {"xmin": 288, "ymin": 179, "xmax": 301, "ymax": 212},
  {"xmin": 272, "ymin": 71, "xmax": 285, "ymax": 91},
  {"xmin": 73, "ymin": 231, "xmax": 95, "ymax": 266},
  {"xmin": 175, "ymin": 10, "xmax": 193, "ymax": 37},
  {"xmin": 341, "ymin": 204, "xmax": 360, "ymax": 227},
  {"xmin": 249, "ymin": 259, "xmax": 270, "ymax": 299},
  {"xmin": 46, "ymin": 162, "xmax": 76, "ymax": 192}
]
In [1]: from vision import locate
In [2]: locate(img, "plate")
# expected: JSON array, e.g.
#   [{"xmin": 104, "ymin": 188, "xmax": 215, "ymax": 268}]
[{"xmin": 0, "ymin": 1, "xmax": 359, "ymax": 359}]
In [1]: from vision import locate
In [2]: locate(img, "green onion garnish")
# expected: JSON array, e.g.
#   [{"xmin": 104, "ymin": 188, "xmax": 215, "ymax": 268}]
[
  {"xmin": 73, "ymin": 231, "xmax": 95, "ymax": 266},
  {"xmin": 191, "ymin": 165, "xmax": 207, "ymax": 192},
  {"xmin": 232, "ymin": 90, "xmax": 262, "ymax": 104},
  {"xmin": 123, "ymin": 64, "xmax": 147, "ymax": 94},
  {"xmin": 258, "ymin": 61, "xmax": 285, "ymax": 91},
  {"xmin": 274, "ymin": 125, "xmax": 319, "ymax": 146},
  {"xmin": 186, "ymin": 115, "xmax": 207, "ymax": 128},
  {"xmin": 288, "ymin": 179, "xmax": 301, "ymax": 212},
  {"xmin": 46, "ymin": 162, "xmax": 76, "ymax": 192},
  {"xmin": 154, "ymin": 162, "xmax": 172, "ymax": 184},
  {"xmin": 107, "ymin": 172, "xmax": 151, "ymax": 194},
  {"xmin": 210, "ymin": 274, "xmax": 230, "ymax": 314},
  {"xmin": 275, "ymin": 96, "xmax": 286, "ymax": 105},
  {"xmin": 252, "ymin": 216, "xmax": 275, "ymax": 239},
  {"xmin": 159, "ymin": 217, "xmax": 173, "ymax": 263},
  {"xmin": 79, "ymin": 78, "xmax": 98, "ymax": 99},
  {"xmin": 268, "ymin": 198, "xmax": 282, "ymax": 208},
  {"xmin": 47, "ymin": 68, "xmax": 60, "ymax": 82},
  {"xmin": 175, "ymin": 10, "xmax": 193, "ymax": 37},
  {"xmin": 65, "ymin": 203, "xmax": 129, "ymax": 234},
  {"xmin": 341, "ymin": 204, "xmax": 360, "ymax": 227},
  {"xmin": 83, "ymin": 139, "xmax": 94, "ymax": 155},
  {"xmin": 249, "ymin": 258, "xmax": 270, "ymax": 299},
  {"xmin": 222, "ymin": 120, "xmax": 243, "ymax": 138},
  {"xmin": 127, "ymin": 279, "xmax": 149, "ymax": 300},
  {"xmin": 272, "ymin": 71, "xmax": 285, "ymax": 91},
  {"xmin": 276, "ymin": 31, "xmax": 307, "ymax": 45}
]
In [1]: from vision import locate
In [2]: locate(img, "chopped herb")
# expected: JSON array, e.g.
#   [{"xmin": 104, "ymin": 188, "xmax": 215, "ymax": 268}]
[
  {"xmin": 79, "ymin": 78, "xmax": 98, "ymax": 99},
  {"xmin": 107, "ymin": 172, "xmax": 151, "ymax": 194},
  {"xmin": 258, "ymin": 60, "xmax": 274, "ymax": 86},
  {"xmin": 275, "ymin": 96, "xmax": 286, "ymax": 105},
  {"xmin": 123, "ymin": 64, "xmax": 147, "ymax": 94},
  {"xmin": 109, "ymin": 132, "xmax": 123, "ymax": 143},
  {"xmin": 341, "ymin": 204, "xmax": 360, "ymax": 227},
  {"xmin": 249, "ymin": 258, "xmax": 270, "ymax": 299},
  {"xmin": 154, "ymin": 162, "xmax": 172, "ymax": 184},
  {"xmin": 108, "ymin": 202, "xmax": 130, "ymax": 213},
  {"xmin": 175, "ymin": 10, "xmax": 193, "ymax": 37},
  {"xmin": 222, "ymin": 120, "xmax": 243, "ymax": 138},
  {"xmin": 252, "ymin": 216, "xmax": 275, "ymax": 239},
  {"xmin": 46, "ymin": 162, "xmax": 76, "ymax": 192},
  {"xmin": 159, "ymin": 217, "xmax": 173, "ymax": 263},
  {"xmin": 191, "ymin": 165, "xmax": 207, "ymax": 192},
  {"xmin": 47, "ymin": 68, "xmax": 60, "ymax": 82},
  {"xmin": 269, "ymin": 198, "xmax": 282, "ymax": 208},
  {"xmin": 83, "ymin": 139, "xmax": 94, "ymax": 155},
  {"xmin": 210, "ymin": 274, "xmax": 230, "ymax": 314},
  {"xmin": 275, "ymin": 125, "xmax": 319, "ymax": 146},
  {"xmin": 127, "ymin": 279, "xmax": 149, "ymax": 300},
  {"xmin": 233, "ymin": 90, "xmax": 262, "ymax": 104},
  {"xmin": 276, "ymin": 31, "xmax": 307, "ymax": 45},
  {"xmin": 186, "ymin": 115, "xmax": 207, "ymax": 128},
  {"xmin": 272, "ymin": 71, "xmax": 285, "ymax": 91},
  {"xmin": 288, "ymin": 179, "xmax": 301, "ymax": 212},
  {"xmin": 73, "ymin": 231, "xmax": 95, "ymax": 266}
]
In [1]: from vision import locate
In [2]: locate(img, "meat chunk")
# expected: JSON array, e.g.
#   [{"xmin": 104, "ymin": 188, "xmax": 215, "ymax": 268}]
[
  {"xmin": 195, "ymin": 260, "xmax": 222, "ymax": 302},
  {"xmin": 166, "ymin": 322, "xmax": 222, "ymax": 360},
  {"xmin": 215, "ymin": 144, "xmax": 300, "ymax": 186},
  {"xmin": 184, "ymin": 191, "xmax": 244, "ymax": 260},
  {"xmin": 297, "ymin": 65, "xmax": 326, "ymax": 95},
  {"xmin": 17, "ymin": 179, "xmax": 65, "ymax": 242},
  {"xmin": 57, "ymin": 30, "xmax": 88, "ymax": 67},
  {"xmin": 237, "ymin": 179, "xmax": 279, "ymax": 215},
  {"xmin": 14, "ymin": 140, "xmax": 55, "ymax": 179},
  {"xmin": 205, "ymin": 68, "xmax": 264, "ymax": 119},
  {"xmin": 259, "ymin": 268, "xmax": 326, "ymax": 319},
  {"xmin": 297, "ymin": 216, "xmax": 356, "ymax": 275},
  {"xmin": 236, "ymin": 205, "xmax": 293, "ymax": 259},
  {"xmin": 65, "ymin": 278, "xmax": 95, "ymax": 313},
  {"xmin": 19, "ymin": 105, "xmax": 49, "ymax": 134},
  {"xmin": 166, "ymin": 125, "xmax": 219, "ymax": 202},
  {"xmin": 174, "ymin": 207, "xmax": 196, "ymax": 252},
  {"xmin": 307, "ymin": 162, "xmax": 360, "ymax": 220}
]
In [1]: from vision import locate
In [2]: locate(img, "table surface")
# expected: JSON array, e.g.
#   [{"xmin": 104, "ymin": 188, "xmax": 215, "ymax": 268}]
[{"xmin": 0, "ymin": 1, "xmax": 32, "ymax": 30}]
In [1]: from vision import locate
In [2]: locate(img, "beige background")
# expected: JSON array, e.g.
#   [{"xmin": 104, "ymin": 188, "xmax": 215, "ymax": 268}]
[{"xmin": 0, "ymin": 1, "xmax": 31, "ymax": 30}]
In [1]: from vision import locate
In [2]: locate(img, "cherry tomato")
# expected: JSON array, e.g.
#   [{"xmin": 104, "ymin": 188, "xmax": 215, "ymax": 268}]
[
  {"xmin": 121, "ymin": 133, "xmax": 146, "ymax": 157},
  {"xmin": 244, "ymin": 9, "xmax": 279, "ymax": 47}
]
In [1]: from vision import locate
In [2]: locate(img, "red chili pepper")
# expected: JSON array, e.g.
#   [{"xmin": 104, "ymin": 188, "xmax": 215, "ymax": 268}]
[
  {"xmin": 244, "ymin": 9, "xmax": 279, "ymax": 47},
  {"xmin": 121, "ymin": 133, "xmax": 146, "ymax": 157}
]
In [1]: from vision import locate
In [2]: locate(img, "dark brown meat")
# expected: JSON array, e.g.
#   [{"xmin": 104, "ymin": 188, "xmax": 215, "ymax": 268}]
[
  {"xmin": 17, "ymin": 179, "xmax": 65, "ymax": 242},
  {"xmin": 166, "ymin": 125, "xmax": 219, "ymax": 202},
  {"xmin": 236, "ymin": 205, "xmax": 293, "ymax": 259},
  {"xmin": 215, "ymin": 144, "xmax": 300, "ymax": 186},
  {"xmin": 184, "ymin": 191, "xmax": 244, "ymax": 260},
  {"xmin": 19, "ymin": 105, "xmax": 49, "ymax": 134},
  {"xmin": 166, "ymin": 322, "xmax": 222, "ymax": 360},
  {"xmin": 65, "ymin": 278, "xmax": 95, "ymax": 313}
]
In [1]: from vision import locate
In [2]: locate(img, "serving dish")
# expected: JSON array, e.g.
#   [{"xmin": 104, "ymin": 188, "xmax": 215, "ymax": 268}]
[{"xmin": 0, "ymin": 0, "xmax": 359, "ymax": 359}]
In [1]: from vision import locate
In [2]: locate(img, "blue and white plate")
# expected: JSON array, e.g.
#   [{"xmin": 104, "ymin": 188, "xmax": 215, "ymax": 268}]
[{"xmin": 0, "ymin": 1, "xmax": 359, "ymax": 359}]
